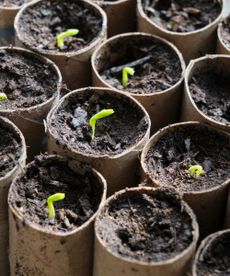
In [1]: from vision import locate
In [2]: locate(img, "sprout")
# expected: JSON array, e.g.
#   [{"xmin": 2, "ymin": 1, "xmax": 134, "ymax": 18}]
[
  {"xmin": 47, "ymin": 193, "xmax": 65, "ymax": 220},
  {"xmin": 188, "ymin": 165, "xmax": 204, "ymax": 177},
  {"xmin": 56, "ymin": 29, "xmax": 79, "ymax": 48},
  {"xmin": 122, "ymin": 67, "xmax": 135, "ymax": 87},
  {"xmin": 0, "ymin": 92, "xmax": 7, "ymax": 101},
  {"xmin": 89, "ymin": 109, "xmax": 114, "ymax": 141}
]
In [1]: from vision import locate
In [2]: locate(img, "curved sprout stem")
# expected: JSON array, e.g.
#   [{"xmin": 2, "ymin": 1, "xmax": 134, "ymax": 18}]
[
  {"xmin": 47, "ymin": 193, "xmax": 65, "ymax": 220},
  {"xmin": 56, "ymin": 29, "xmax": 79, "ymax": 48},
  {"xmin": 122, "ymin": 67, "xmax": 135, "ymax": 87}
]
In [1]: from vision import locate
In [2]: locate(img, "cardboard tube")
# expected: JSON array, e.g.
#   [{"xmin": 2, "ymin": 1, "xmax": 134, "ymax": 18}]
[
  {"xmin": 137, "ymin": 0, "xmax": 224, "ymax": 63},
  {"xmin": 94, "ymin": 187, "xmax": 199, "ymax": 276},
  {"xmin": 216, "ymin": 17, "xmax": 230, "ymax": 54},
  {"xmin": 92, "ymin": 0, "xmax": 136, "ymax": 37},
  {"xmin": 47, "ymin": 87, "xmax": 151, "ymax": 195},
  {"xmin": 141, "ymin": 122, "xmax": 230, "ymax": 238},
  {"xmin": 192, "ymin": 229, "xmax": 230, "ymax": 276},
  {"xmin": 91, "ymin": 32, "xmax": 185, "ymax": 134},
  {"xmin": 0, "ymin": 116, "xmax": 26, "ymax": 276},
  {"xmin": 8, "ymin": 155, "xmax": 107, "ymax": 276},
  {"xmin": 14, "ymin": 0, "xmax": 107, "ymax": 90},
  {"xmin": 224, "ymin": 187, "xmax": 230, "ymax": 228},
  {"xmin": 181, "ymin": 55, "xmax": 230, "ymax": 133},
  {"xmin": 0, "ymin": 47, "xmax": 62, "ymax": 161}
]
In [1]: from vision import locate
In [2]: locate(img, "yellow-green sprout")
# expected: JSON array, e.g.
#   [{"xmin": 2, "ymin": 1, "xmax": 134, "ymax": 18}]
[
  {"xmin": 188, "ymin": 165, "xmax": 204, "ymax": 177},
  {"xmin": 122, "ymin": 67, "xmax": 135, "ymax": 87},
  {"xmin": 56, "ymin": 29, "xmax": 79, "ymax": 48},
  {"xmin": 89, "ymin": 109, "xmax": 114, "ymax": 141},
  {"xmin": 0, "ymin": 92, "xmax": 7, "ymax": 101},
  {"xmin": 47, "ymin": 193, "xmax": 65, "ymax": 220}
]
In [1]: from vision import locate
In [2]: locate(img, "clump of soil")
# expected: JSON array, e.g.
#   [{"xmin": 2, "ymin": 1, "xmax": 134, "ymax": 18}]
[
  {"xmin": 145, "ymin": 125, "xmax": 230, "ymax": 193},
  {"xmin": 0, "ymin": 49, "xmax": 59, "ymax": 110},
  {"xmin": 0, "ymin": 0, "xmax": 30, "ymax": 7},
  {"xmin": 17, "ymin": 0, "xmax": 103, "ymax": 52},
  {"xmin": 49, "ymin": 89, "xmax": 149, "ymax": 155},
  {"xmin": 220, "ymin": 16, "xmax": 230, "ymax": 49},
  {"xmin": 189, "ymin": 70, "xmax": 230, "ymax": 125},
  {"xmin": 100, "ymin": 38, "xmax": 182, "ymax": 94},
  {"xmin": 96, "ymin": 188, "xmax": 194, "ymax": 262},
  {"xmin": 196, "ymin": 232, "xmax": 230, "ymax": 275},
  {"xmin": 141, "ymin": 0, "xmax": 222, "ymax": 33},
  {"xmin": 9, "ymin": 155, "xmax": 103, "ymax": 233},
  {"xmin": 0, "ymin": 123, "xmax": 22, "ymax": 177}
]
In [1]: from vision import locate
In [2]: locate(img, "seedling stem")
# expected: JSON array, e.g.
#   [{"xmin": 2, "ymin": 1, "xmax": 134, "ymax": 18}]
[{"xmin": 47, "ymin": 193, "xmax": 65, "ymax": 220}]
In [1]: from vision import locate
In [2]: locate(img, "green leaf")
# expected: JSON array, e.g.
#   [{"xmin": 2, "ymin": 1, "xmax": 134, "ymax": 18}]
[{"xmin": 188, "ymin": 165, "xmax": 204, "ymax": 177}]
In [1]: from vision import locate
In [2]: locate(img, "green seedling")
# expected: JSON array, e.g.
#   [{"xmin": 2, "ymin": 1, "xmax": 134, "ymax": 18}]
[
  {"xmin": 56, "ymin": 29, "xmax": 79, "ymax": 48},
  {"xmin": 89, "ymin": 109, "xmax": 114, "ymax": 141},
  {"xmin": 188, "ymin": 165, "xmax": 204, "ymax": 177},
  {"xmin": 122, "ymin": 67, "xmax": 135, "ymax": 87},
  {"xmin": 47, "ymin": 193, "xmax": 65, "ymax": 220},
  {"xmin": 0, "ymin": 92, "xmax": 7, "ymax": 101}
]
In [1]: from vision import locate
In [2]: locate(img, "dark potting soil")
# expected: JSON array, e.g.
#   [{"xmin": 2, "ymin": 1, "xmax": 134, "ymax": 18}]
[
  {"xmin": 0, "ymin": 0, "xmax": 30, "ymax": 6},
  {"xmin": 145, "ymin": 125, "xmax": 230, "ymax": 193},
  {"xmin": 220, "ymin": 16, "xmax": 230, "ymax": 49},
  {"xmin": 17, "ymin": 0, "xmax": 103, "ymax": 53},
  {"xmin": 8, "ymin": 155, "xmax": 103, "ymax": 233},
  {"xmin": 196, "ymin": 232, "xmax": 230, "ymax": 276},
  {"xmin": 189, "ymin": 70, "xmax": 230, "ymax": 125},
  {"xmin": 96, "ymin": 188, "xmax": 194, "ymax": 262},
  {"xmin": 49, "ymin": 89, "xmax": 149, "ymax": 155},
  {"xmin": 141, "ymin": 0, "xmax": 222, "ymax": 33},
  {"xmin": 0, "ymin": 49, "xmax": 59, "ymax": 109},
  {"xmin": 0, "ymin": 124, "xmax": 22, "ymax": 177},
  {"xmin": 100, "ymin": 38, "xmax": 182, "ymax": 94}
]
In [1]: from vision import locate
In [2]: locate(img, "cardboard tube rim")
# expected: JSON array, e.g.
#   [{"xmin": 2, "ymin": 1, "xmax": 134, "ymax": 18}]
[
  {"xmin": 141, "ymin": 121, "xmax": 230, "ymax": 195},
  {"xmin": 14, "ymin": 0, "xmax": 107, "ymax": 57},
  {"xmin": 91, "ymin": 32, "xmax": 186, "ymax": 98},
  {"xmin": 8, "ymin": 154, "xmax": 107, "ymax": 237},
  {"xmin": 192, "ymin": 229, "xmax": 230, "ymax": 276},
  {"xmin": 217, "ymin": 20, "xmax": 230, "ymax": 53},
  {"xmin": 185, "ymin": 54, "xmax": 230, "ymax": 129},
  {"xmin": 137, "ymin": 0, "xmax": 224, "ymax": 37},
  {"xmin": 96, "ymin": 0, "xmax": 130, "ymax": 4},
  {"xmin": 0, "ymin": 116, "xmax": 27, "ymax": 181},
  {"xmin": 47, "ymin": 86, "xmax": 151, "ymax": 159},
  {"xmin": 0, "ymin": 46, "xmax": 62, "ymax": 114},
  {"xmin": 95, "ymin": 186, "xmax": 199, "ymax": 267}
]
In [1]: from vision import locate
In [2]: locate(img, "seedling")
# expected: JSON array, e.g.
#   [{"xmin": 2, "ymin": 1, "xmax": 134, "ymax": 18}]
[
  {"xmin": 0, "ymin": 92, "xmax": 7, "ymax": 101},
  {"xmin": 122, "ymin": 67, "xmax": 135, "ymax": 87},
  {"xmin": 89, "ymin": 109, "xmax": 114, "ymax": 141},
  {"xmin": 47, "ymin": 193, "xmax": 65, "ymax": 220},
  {"xmin": 56, "ymin": 29, "xmax": 79, "ymax": 48},
  {"xmin": 188, "ymin": 165, "xmax": 204, "ymax": 177}
]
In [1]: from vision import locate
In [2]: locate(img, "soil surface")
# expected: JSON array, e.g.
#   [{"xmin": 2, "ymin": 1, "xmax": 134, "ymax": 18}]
[
  {"xmin": 0, "ymin": 49, "xmax": 59, "ymax": 110},
  {"xmin": 49, "ymin": 89, "xmax": 149, "ymax": 155},
  {"xmin": 196, "ymin": 232, "xmax": 230, "ymax": 275},
  {"xmin": 9, "ymin": 155, "xmax": 103, "ymax": 233},
  {"xmin": 142, "ymin": 0, "xmax": 222, "ymax": 33},
  {"xmin": 96, "ymin": 188, "xmax": 194, "ymax": 262},
  {"xmin": 17, "ymin": 0, "xmax": 103, "ymax": 53},
  {"xmin": 189, "ymin": 70, "xmax": 230, "ymax": 125},
  {"xmin": 0, "ymin": 123, "xmax": 22, "ymax": 177},
  {"xmin": 0, "ymin": 0, "xmax": 30, "ymax": 7},
  {"xmin": 145, "ymin": 125, "xmax": 230, "ymax": 193},
  {"xmin": 100, "ymin": 38, "xmax": 182, "ymax": 94},
  {"xmin": 220, "ymin": 16, "xmax": 230, "ymax": 49}
]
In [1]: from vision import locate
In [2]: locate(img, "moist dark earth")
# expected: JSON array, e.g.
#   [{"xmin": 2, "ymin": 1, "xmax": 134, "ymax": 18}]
[
  {"xmin": 145, "ymin": 125, "xmax": 230, "ymax": 192},
  {"xmin": 0, "ymin": 0, "xmax": 30, "ymax": 7},
  {"xmin": 0, "ymin": 124, "xmax": 22, "ymax": 177},
  {"xmin": 189, "ymin": 70, "xmax": 230, "ymax": 125},
  {"xmin": 0, "ymin": 49, "xmax": 59, "ymax": 109},
  {"xmin": 142, "ymin": 0, "xmax": 222, "ymax": 33},
  {"xmin": 100, "ymin": 38, "xmax": 182, "ymax": 94},
  {"xmin": 9, "ymin": 155, "xmax": 103, "ymax": 233},
  {"xmin": 17, "ymin": 0, "xmax": 103, "ymax": 52},
  {"xmin": 196, "ymin": 232, "xmax": 230, "ymax": 275},
  {"xmin": 220, "ymin": 16, "xmax": 230, "ymax": 49},
  {"xmin": 96, "ymin": 189, "xmax": 194, "ymax": 262},
  {"xmin": 49, "ymin": 89, "xmax": 149, "ymax": 155}
]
